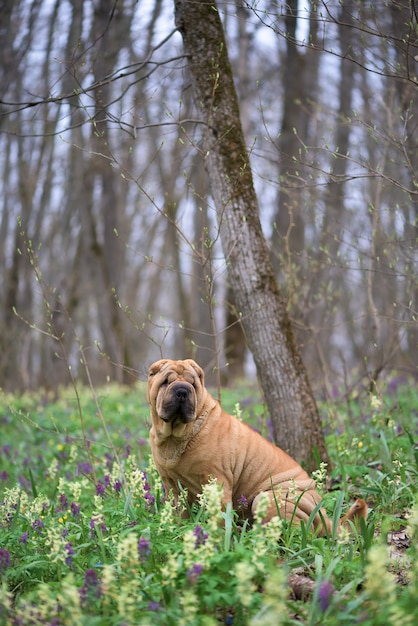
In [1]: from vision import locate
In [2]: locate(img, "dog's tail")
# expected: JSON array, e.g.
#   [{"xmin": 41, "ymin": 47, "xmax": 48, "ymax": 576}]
[{"xmin": 340, "ymin": 498, "xmax": 368, "ymax": 529}]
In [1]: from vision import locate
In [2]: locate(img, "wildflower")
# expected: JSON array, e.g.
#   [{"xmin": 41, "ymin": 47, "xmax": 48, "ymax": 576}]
[
  {"xmin": 1, "ymin": 444, "xmax": 11, "ymax": 458},
  {"xmin": 138, "ymin": 536, "xmax": 151, "ymax": 561},
  {"xmin": 160, "ymin": 553, "xmax": 180, "ymax": 586},
  {"xmin": 69, "ymin": 444, "xmax": 78, "ymax": 462},
  {"xmin": 104, "ymin": 453, "xmax": 113, "ymax": 469},
  {"xmin": 19, "ymin": 531, "xmax": 29, "ymax": 545},
  {"xmin": 149, "ymin": 601, "xmax": 163, "ymax": 611},
  {"xmin": 250, "ymin": 567, "xmax": 287, "ymax": 626},
  {"xmin": 70, "ymin": 478, "xmax": 87, "ymax": 502},
  {"xmin": 179, "ymin": 589, "xmax": 198, "ymax": 626},
  {"xmin": 370, "ymin": 394, "xmax": 382, "ymax": 412},
  {"xmin": 234, "ymin": 402, "xmax": 243, "ymax": 420},
  {"xmin": 45, "ymin": 524, "xmax": 68, "ymax": 564},
  {"xmin": 183, "ymin": 527, "xmax": 215, "ymax": 570},
  {"xmin": 64, "ymin": 542, "xmax": 75, "ymax": 566},
  {"xmin": 117, "ymin": 578, "xmax": 141, "ymax": 620},
  {"xmin": 58, "ymin": 492, "xmax": 69, "ymax": 510},
  {"xmin": 144, "ymin": 478, "xmax": 156, "ymax": 507},
  {"xmin": 237, "ymin": 494, "xmax": 248, "ymax": 510},
  {"xmin": 311, "ymin": 462, "xmax": 328, "ymax": 493},
  {"xmin": 187, "ymin": 563, "xmax": 204, "ymax": 584},
  {"xmin": 89, "ymin": 515, "xmax": 107, "ymax": 536},
  {"xmin": 235, "ymin": 561, "xmax": 257, "ymax": 608},
  {"xmin": 32, "ymin": 518, "xmax": 44, "ymax": 533},
  {"xmin": 0, "ymin": 581, "xmax": 13, "ymax": 612},
  {"xmin": 197, "ymin": 478, "xmax": 224, "ymax": 532},
  {"xmin": 262, "ymin": 515, "xmax": 283, "ymax": 544},
  {"xmin": 79, "ymin": 568, "xmax": 102, "ymax": 607},
  {"xmin": 193, "ymin": 524, "xmax": 209, "ymax": 548},
  {"xmin": 337, "ymin": 524, "xmax": 351, "ymax": 545},
  {"xmin": 92, "ymin": 494, "xmax": 104, "ymax": 514},
  {"xmin": 0, "ymin": 549, "xmax": 11, "ymax": 575},
  {"xmin": 77, "ymin": 461, "xmax": 93, "ymax": 476},
  {"xmin": 96, "ymin": 481, "xmax": 106, "ymax": 497},
  {"xmin": 117, "ymin": 533, "xmax": 140, "ymax": 567},
  {"xmin": 158, "ymin": 494, "xmax": 177, "ymax": 533},
  {"xmin": 253, "ymin": 491, "xmax": 271, "ymax": 524},
  {"xmin": 113, "ymin": 479, "xmax": 122, "ymax": 493},
  {"xmin": 318, "ymin": 580, "xmax": 334, "ymax": 611},
  {"xmin": 18, "ymin": 475, "xmax": 31, "ymax": 491},
  {"xmin": 0, "ymin": 471, "xmax": 8, "ymax": 481},
  {"xmin": 70, "ymin": 502, "xmax": 81, "ymax": 517},
  {"xmin": 100, "ymin": 564, "xmax": 114, "ymax": 596},
  {"xmin": 47, "ymin": 457, "xmax": 59, "ymax": 480},
  {"xmin": 364, "ymin": 544, "xmax": 396, "ymax": 608}
]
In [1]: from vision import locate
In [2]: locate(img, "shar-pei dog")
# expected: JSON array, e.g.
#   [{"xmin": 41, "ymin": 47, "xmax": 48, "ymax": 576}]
[{"xmin": 147, "ymin": 358, "xmax": 367, "ymax": 535}]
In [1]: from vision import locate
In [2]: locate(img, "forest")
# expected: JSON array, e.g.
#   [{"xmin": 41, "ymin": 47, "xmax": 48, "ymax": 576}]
[{"xmin": 0, "ymin": 0, "xmax": 417, "ymax": 394}]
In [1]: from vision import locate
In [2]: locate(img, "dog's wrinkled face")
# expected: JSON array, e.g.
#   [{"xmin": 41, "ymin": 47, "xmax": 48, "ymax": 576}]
[{"xmin": 148, "ymin": 359, "xmax": 205, "ymax": 426}]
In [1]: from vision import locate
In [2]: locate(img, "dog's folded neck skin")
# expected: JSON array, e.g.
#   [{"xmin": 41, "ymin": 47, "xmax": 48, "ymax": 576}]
[
  {"xmin": 155, "ymin": 398, "xmax": 215, "ymax": 442},
  {"xmin": 151, "ymin": 399, "xmax": 217, "ymax": 468}
]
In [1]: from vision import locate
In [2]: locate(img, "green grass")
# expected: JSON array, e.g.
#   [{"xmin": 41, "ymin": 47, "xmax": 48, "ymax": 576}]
[{"xmin": 0, "ymin": 379, "xmax": 417, "ymax": 625}]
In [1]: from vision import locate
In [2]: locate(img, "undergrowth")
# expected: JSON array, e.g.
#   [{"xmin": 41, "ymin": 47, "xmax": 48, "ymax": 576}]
[{"xmin": 0, "ymin": 380, "xmax": 417, "ymax": 625}]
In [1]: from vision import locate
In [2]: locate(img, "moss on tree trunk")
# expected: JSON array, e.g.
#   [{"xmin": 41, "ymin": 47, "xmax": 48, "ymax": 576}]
[{"xmin": 174, "ymin": 0, "xmax": 329, "ymax": 470}]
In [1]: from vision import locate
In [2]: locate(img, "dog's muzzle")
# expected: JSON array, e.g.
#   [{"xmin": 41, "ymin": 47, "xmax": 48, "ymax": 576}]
[{"xmin": 159, "ymin": 382, "xmax": 196, "ymax": 423}]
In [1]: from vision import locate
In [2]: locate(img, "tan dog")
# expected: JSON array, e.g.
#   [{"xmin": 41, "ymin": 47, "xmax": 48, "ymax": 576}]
[{"xmin": 147, "ymin": 358, "xmax": 367, "ymax": 535}]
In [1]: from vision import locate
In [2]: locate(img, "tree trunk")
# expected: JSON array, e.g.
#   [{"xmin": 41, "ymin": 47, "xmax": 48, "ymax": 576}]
[{"xmin": 174, "ymin": 0, "xmax": 329, "ymax": 470}]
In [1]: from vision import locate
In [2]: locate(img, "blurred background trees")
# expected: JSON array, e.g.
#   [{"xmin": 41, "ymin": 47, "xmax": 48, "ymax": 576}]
[{"xmin": 0, "ymin": 0, "xmax": 417, "ymax": 394}]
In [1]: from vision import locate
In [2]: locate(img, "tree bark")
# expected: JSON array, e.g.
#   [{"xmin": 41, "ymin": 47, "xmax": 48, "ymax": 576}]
[{"xmin": 174, "ymin": 0, "xmax": 329, "ymax": 469}]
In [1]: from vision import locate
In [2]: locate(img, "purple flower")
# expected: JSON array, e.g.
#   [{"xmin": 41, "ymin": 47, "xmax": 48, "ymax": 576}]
[
  {"xmin": 138, "ymin": 537, "xmax": 151, "ymax": 561},
  {"xmin": 237, "ymin": 495, "xmax": 248, "ymax": 508},
  {"xmin": 59, "ymin": 493, "xmax": 69, "ymax": 509},
  {"xmin": 187, "ymin": 563, "xmax": 203, "ymax": 584},
  {"xmin": 32, "ymin": 518, "xmax": 44, "ymax": 533},
  {"xmin": 104, "ymin": 453, "xmax": 113, "ymax": 470},
  {"xmin": 143, "ymin": 478, "xmax": 155, "ymax": 508},
  {"xmin": 193, "ymin": 525, "xmax": 209, "ymax": 548},
  {"xmin": 70, "ymin": 502, "xmax": 81, "ymax": 517},
  {"xmin": 89, "ymin": 516, "xmax": 107, "ymax": 536},
  {"xmin": 0, "ymin": 470, "xmax": 8, "ymax": 481},
  {"xmin": 149, "ymin": 601, "xmax": 163, "ymax": 611},
  {"xmin": 1, "ymin": 445, "xmax": 11, "ymax": 458},
  {"xmin": 96, "ymin": 482, "xmax": 106, "ymax": 497},
  {"xmin": 64, "ymin": 542, "xmax": 75, "ymax": 566},
  {"xmin": 79, "ymin": 568, "xmax": 102, "ymax": 606},
  {"xmin": 0, "ymin": 549, "xmax": 11, "ymax": 575},
  {"xmin": 19, "ymin": 531, "xmax": 29, "ymax": 545},
  {"xmin": 318, "ymin": 581, "xmax": 335, "ymax": 611},
  {"xmin": 18, "ymin": 475, "xmax": 31, "ymax": 491},
  {"xmin": 113, "ymin": 480, "xmax": 122, "ymax": 493},
  {"xmin": 77, "ymin": 462, "xmax": 93, "ymax": 475}
]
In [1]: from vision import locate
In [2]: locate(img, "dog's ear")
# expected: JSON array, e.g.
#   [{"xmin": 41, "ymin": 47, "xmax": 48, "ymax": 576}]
[
  {"xmin": 185, "ymin": 359, "xmax": 205, "ymax": 384},
  {"xmin": 148, "ymin": 360, "xmax": 169, "ymax": 378}
]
